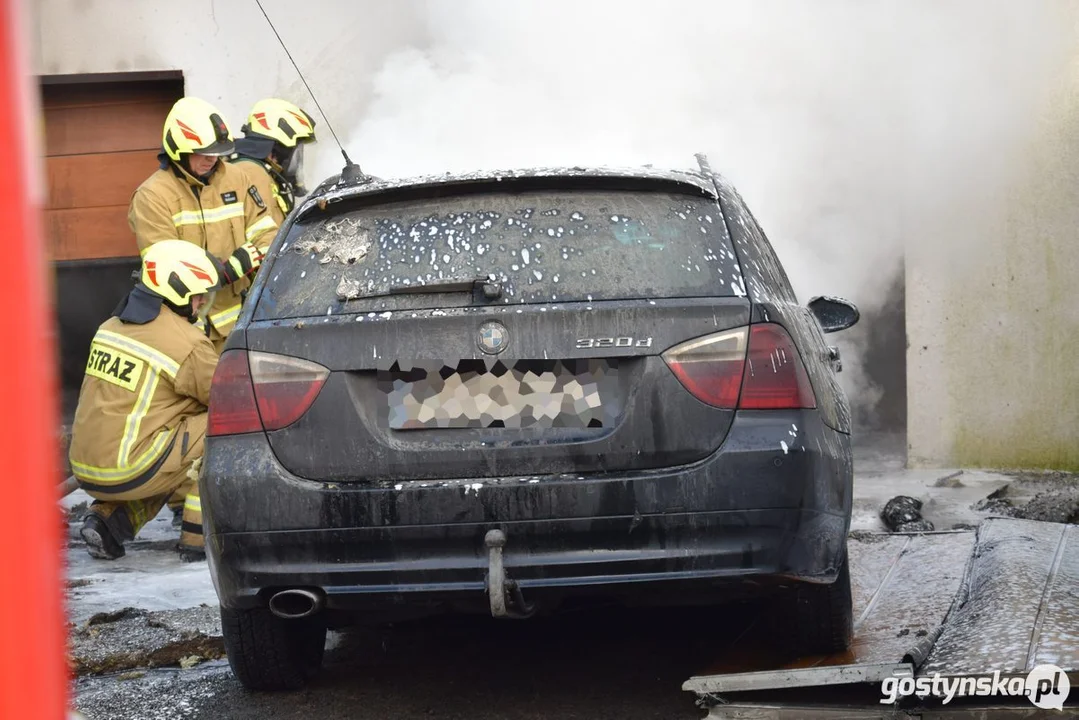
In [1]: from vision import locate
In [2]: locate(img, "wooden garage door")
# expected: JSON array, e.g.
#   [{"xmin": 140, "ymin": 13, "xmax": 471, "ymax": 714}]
[
  {"xmin": 42, "ymin": 73, "xmax": 184, "ymax": 261},
  {"xmin": 42, "ymin": 73, "xmax": 185, "ymax": 415}
]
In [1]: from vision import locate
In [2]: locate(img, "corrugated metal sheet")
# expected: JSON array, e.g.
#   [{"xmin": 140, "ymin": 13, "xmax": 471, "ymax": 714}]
[
  {"xmin": 922, "ymin": 518, "xmax": 1079, "ymax": 676},
  {"xmin": 684, "ymin": 530, "xmax": 974, "ymax": 694},
  {"xmin": 686, "ymin": 519, "xmax": 1079, "ymax": 716}
]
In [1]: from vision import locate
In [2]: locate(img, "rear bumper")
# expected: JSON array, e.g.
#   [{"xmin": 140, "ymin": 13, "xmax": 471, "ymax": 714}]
[{"xmin": 200, "ymin": 410, "xmax": 852, "ymax": 612}]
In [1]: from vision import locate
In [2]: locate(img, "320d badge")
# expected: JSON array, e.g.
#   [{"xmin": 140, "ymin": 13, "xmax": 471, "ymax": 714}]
[{"xmin": 576, "ymin": 336, "xmax": 654, "ymax": 349}]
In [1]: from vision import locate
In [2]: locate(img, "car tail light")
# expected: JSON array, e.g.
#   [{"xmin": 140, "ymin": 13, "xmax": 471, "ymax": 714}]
[
  {"xmin": 663, "ymin": 324, "xmax": 816, "ymax": 410},
  {"xmin": 738, "ymin": 324, "xmax": 817, "ymax": 409},
  {"xmin": 207, "ymin": 350, "xmax": 261, "ymax": 436},
  {"xmin": 207, "ymin": 350, "xmax": 329, "ymax": 436},
  {"xmin": 249, "ymin": 351, "xmax": 330, "ymax": 430},
  {"xmin": 662, "ymin": 328, "xmax": 748, "ymax": 408}
]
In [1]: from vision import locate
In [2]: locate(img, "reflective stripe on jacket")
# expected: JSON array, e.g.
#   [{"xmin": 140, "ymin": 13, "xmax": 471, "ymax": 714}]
[
  {"xmin": 69, "ymin": 310, "xmax": 218, "ymax": 489},
  {"xmin": 127, "ymin": 159, "xmax": 277, "ymax": 341}
]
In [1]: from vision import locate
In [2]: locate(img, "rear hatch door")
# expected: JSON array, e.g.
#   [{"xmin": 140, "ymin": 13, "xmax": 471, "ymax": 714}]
[{"xmin": 250, "ymin": 183, "xmax": 750, "ymax": 483}]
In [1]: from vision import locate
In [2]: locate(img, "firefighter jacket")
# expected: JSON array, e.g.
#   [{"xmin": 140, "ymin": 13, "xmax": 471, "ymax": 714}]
[
  {"xmin": 231, "ymin": 151, "xmax": 293, "ymax": 228},
  {"xmin": 69, "ymin": 304, "xmax": 218, "ymax": 494},
  {"xmin": 128, "ymin": 156, "xmax": 278, "ymax": 343}
]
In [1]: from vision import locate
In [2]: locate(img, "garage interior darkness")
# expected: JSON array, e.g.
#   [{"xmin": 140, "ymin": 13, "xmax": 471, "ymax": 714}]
[
  {"xmin": 41, "ymin": 71, "xmax": 184, "ymax": 416},
  {"xmin": 848, "ymin": 261, "xmax": 908, "ymax": 460}
]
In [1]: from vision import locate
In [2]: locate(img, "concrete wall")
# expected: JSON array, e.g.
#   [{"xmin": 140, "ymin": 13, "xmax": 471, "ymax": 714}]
[
  {"xmin": 906, "ymin": 79, "xmax": 1079, "ymax": 470},
  {"xmin": 893, "ymin": 0, "xmax": 1079, "ymax": 470}
]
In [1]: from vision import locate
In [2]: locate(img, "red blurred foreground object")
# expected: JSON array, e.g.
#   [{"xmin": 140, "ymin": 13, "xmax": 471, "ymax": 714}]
[{"xmin": 0, "ymin": 0, "xmax": 70, "ymax": 717}]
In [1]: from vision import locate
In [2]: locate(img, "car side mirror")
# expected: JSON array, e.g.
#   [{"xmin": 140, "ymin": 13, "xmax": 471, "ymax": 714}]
[{"xmin": 808, "ymin": 296, "xmax": 860, "ymax": 333}]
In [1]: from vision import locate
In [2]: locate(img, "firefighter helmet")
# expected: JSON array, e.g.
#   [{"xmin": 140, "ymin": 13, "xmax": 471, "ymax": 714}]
[
  {"xmin": 162, "ymin": 97, "xmax": 235, "ymax": 163},
  {"xmin": 242, "ymin": 98, "xmax": 316, "ymax": 148},
  {"xmin": 140, "ymin": 240, "xmax": 222, "ymax": 308}
]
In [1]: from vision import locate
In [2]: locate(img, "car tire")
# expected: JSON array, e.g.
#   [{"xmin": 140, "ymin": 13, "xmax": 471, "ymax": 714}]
[
  {"xmin": 220, "ymin": 606, "xmax": 328, "ymax": 691},
  {"xmin": 784, "ymin": 552, "xmax": 854, "ymax": 656}
]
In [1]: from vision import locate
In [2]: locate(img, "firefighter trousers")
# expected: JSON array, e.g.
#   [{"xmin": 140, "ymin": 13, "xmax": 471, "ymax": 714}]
[{"xmin": 81, "ymin": 413, "xmax": 206, "ymax": 551}]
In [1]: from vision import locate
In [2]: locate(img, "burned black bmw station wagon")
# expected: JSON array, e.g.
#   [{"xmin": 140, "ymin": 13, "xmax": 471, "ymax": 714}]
[{"xmin": 200, "ymin": 157, "xmax": 861, "ymax": 690}]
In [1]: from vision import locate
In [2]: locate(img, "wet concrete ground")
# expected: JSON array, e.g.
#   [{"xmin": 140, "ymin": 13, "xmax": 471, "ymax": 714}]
[
  {"xmin": 63, "ymin": 506, "xmax": 218, "ymax": 626},
  {"xmin": 65, "ymin": 436, "xmax": 1075, "ymax": 719},
  {"xmin": 76, "ymin": 606, "xmax": 740, "ymax": 720}
]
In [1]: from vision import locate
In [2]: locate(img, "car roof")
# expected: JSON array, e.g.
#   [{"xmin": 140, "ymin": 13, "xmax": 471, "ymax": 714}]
[{"xmin": 294, "ymin": 165, "xmax": 721, "ymax": 222}]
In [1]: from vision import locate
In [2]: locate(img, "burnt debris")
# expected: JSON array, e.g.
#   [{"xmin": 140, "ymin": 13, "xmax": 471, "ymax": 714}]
[{"xmin": 881, "ymin": 495, "xmax": 935, "ymax": 532}]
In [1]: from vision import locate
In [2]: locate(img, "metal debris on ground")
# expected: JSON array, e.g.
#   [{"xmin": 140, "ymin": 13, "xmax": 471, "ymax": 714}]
[
  {"xmin": 684, "ymin": 529, "xmax": 975, "ymax": 696},
  {"xmin": 922, "ymin": 518, "xmax": 1079, "ymax": 674},
  {"xmin": 685, "ymin": 518, "xmax": 1078, "ymax": 717},
  {"xmin": 880, "ymin": 495, "xmax": 935, "ymax": 532},
  {"xmin": 895, "ymin": 519, "xmax": 935, "ymax": 532},
  {"xmin": 933, "ymin": 470, "xmax": 964, "ymax": 488},
  {"xmin": 974, "ymin": 471, "xmax": 1079, "ymax": 524}
]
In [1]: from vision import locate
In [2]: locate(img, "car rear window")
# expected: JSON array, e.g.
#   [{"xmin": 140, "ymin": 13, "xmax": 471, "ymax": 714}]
[{"xmin": 254, "ymin": 189, "xmax": 745, "ymax": 320}]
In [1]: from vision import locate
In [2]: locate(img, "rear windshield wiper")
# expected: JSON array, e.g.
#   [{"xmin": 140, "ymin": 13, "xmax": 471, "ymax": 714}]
[{"xmin": 388, "ymin": 276, "xmax": 503, "ymax": 300}]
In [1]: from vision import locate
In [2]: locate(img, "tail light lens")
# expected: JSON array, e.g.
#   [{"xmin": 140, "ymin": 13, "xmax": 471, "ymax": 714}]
[
  {"xmin": 662, "ymin": 329, "xmax": 748, "ymax": 408},
  {"xmin": 207, "ymin": 350, "xmax": 261, "ymax": 436},
  {"xmin": 249, "ymin": 351, "xmax": 330, "ymax": 430},
  {"xmin": 207, "ymin": 350, "xmax": 329, "ymax": 436},
  {"xmin": 739, "ymin": 324, "xmax": 816, "ymax": 409},
  {"xmin": 663, "ymin": 324, "xmax": 816, "ymax": 410}
]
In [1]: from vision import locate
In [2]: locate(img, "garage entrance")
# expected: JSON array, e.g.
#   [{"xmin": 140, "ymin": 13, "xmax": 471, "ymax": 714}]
[{"xmin": 41, "ymin": 70, "xmax": 184, "ymax": 414}]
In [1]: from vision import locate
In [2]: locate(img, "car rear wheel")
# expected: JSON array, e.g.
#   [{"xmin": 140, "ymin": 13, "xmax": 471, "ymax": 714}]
[
  {"xmin": 782, "ymin": 552, "xmax": 854, "ymax": 656},
  {"xmin": 220, "ymin": 606, "xmax": 327, "ymax": 691}
]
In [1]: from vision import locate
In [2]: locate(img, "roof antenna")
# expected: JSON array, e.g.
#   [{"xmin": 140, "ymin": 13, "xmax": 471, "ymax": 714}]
[
  {"xmin": 254, "ymin": 0, "xmax": 368, "ymax": 186},
  {"xmin": 694, "ymin": 152, "xmax": 713, "ymax": 176}
]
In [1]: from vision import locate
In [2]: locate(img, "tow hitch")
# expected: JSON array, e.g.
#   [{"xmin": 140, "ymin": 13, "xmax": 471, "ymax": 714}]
[{"xmin": 484, "ymin": 529, "xmax": 536, "ymax": 619}]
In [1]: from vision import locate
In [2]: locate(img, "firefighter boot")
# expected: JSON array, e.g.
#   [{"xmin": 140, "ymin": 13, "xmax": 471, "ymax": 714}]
[
  {"xmin": 177, "ymin": 545, "xmax": 205, "ymax": 563},
  {"xmin": 80, "ymin": 512, "xmax": 127, "ymax": 560},
  {"xmin": 80, "ymin": 496, "xmax": 164, "ymax": 560}
]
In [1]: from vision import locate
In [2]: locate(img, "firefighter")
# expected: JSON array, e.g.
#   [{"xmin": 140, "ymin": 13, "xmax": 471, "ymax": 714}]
[
  {"xmin": 128, "ymin": 96, "xmax": 278, "ymax": 352},
  {"xmin": 70, "ymin": 241, "xmax": 222, "ymax": 562},
  {"xmin": 229, "ymin": 98, "xmax": 317, "ymax": 227}
]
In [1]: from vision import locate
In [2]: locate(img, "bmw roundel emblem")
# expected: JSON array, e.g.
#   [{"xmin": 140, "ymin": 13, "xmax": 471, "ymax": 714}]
[{"xmin": 478, "ymin": 321, "xmax": 509, "ymax": 355}]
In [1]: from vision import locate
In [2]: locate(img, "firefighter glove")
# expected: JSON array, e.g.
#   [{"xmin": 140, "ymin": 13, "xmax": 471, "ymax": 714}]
[{"xmin": 221, "ymin": 243, "xmax": 265, "ymax": 284}]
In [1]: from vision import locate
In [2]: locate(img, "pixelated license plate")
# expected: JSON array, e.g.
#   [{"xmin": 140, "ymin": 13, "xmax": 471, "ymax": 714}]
[{"xmin": 378, "ymin": 359, "xmax": 622, "ymax": 430}]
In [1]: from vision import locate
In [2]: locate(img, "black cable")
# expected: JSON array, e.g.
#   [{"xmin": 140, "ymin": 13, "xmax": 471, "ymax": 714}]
[{"xmin": 253, "ymin": 0, "xmax": 361, "ymax": 172}]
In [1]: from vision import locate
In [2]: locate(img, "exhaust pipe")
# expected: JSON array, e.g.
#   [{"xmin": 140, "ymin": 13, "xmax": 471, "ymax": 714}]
[{"xmin": 268, "ymin": 589, "xmax": 324, "ymax": 619}]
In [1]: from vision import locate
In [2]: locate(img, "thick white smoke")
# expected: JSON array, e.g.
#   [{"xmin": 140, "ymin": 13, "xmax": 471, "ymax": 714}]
[{"xmin": 300, "ymin": 0, "xmax": 1079, "ymax": 431}]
